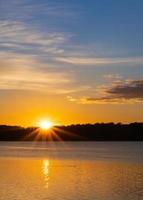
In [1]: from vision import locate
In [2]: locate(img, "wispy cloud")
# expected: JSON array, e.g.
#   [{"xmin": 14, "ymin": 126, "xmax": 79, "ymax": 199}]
[
  {"xmin": 0, "ymin": 20, "xmax": 70, "ymax": 57},
  {"xmin": 1, "ymin": 20, "xmax": 143, "ymax": 68},
  {"xmin": 0, "ymin": 52, "xmax": 73, "ymax": 92},
  {"xmin": 56, "ymin": 56, "xmax": 143, "ymax": 65}
]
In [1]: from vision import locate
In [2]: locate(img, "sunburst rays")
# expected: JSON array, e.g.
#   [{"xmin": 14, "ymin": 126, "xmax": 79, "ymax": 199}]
[{"xmin": 22, "ymin": 125, "xmax": 85, "ymax": 142}]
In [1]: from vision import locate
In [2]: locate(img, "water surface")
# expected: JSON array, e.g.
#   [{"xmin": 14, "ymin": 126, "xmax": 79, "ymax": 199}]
[{"xmin": 0, "ymin": 142, "xmax": 143, "ymax": 200}]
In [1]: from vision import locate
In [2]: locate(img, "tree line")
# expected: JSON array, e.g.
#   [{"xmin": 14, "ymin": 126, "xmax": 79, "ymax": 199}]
[{"xmin": 0, "ymin": 123, "xmax": 143, "ymax": 141}]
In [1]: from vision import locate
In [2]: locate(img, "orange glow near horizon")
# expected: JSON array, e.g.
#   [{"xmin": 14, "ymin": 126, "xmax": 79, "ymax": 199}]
[{"xmin": 0, "ymin": 98, "xmax": 143, "ymax": 127}]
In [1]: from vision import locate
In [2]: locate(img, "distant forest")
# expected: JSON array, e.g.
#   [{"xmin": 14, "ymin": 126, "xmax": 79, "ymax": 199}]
[{"xmin": 0, "ymin": 123, "xmax": 143, "ymax": 141}]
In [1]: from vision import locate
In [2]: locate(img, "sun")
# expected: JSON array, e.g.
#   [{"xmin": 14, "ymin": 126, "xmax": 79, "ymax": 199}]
[{"xmin": 39, "ymin": 120, "xmax": 53, "ymax": 130}]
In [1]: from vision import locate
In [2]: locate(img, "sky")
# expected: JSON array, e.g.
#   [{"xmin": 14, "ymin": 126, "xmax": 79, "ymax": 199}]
[{"xmin": 0, "ymin": 0, "xmax": 143, "ymax": 126}]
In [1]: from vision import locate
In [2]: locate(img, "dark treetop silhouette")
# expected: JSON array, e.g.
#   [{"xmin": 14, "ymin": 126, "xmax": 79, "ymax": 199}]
[{"xmin": 0, "ymin": 123, "xmax": 143, "ymax": 141}]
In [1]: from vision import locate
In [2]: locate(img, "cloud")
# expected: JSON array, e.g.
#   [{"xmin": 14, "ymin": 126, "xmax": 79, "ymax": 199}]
[
  {"xmin": 82, "ymin": 79, "xmax": 143, "ymax": 104},
  {"xmin": 0, "ymin": 1, "xmax": 79, "ymax": 61},
  {"xmin": 0, "ymin": 20, "xmax": 70, "ymax": 57},
  {"xmin": 107, "ymin": 80, "xmax": 143, "ymax": 99},
  {"xmin": 0, "ymin": 52, "xmax": 73, "ymax": 93},
  {"xmin": 56, "ymin": 56, "xmax": 143, "ymax": 65},
  {"xmin": 1, "ymin": 20, "xmax": 143, "ymax": 67}
]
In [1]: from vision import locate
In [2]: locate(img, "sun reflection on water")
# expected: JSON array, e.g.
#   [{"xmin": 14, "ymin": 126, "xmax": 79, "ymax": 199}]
[{"xmin": 42, "ymin": 159, "xmax": 50, "ymax": 188}]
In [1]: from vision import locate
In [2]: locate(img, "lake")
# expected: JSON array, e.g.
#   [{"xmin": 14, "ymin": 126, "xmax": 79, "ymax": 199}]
[{"xmin": 0, "ymin": 142, "xmax": 143, "ymax": 200}]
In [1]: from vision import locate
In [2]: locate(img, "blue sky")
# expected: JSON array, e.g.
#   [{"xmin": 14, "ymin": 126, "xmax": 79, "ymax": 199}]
[{"xmin": 0, "ymin": 0, "xmax": 143, "ymax": 125}]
